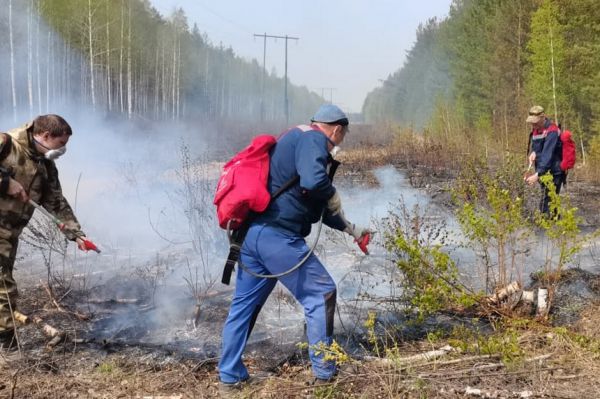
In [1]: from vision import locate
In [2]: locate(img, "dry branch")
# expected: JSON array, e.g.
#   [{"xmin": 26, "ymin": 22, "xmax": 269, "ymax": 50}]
[
  {"xmin": 365, "ymin": 344, "xmax": 455, "ymax": 366},
  {"xmin": 41, "ymin": 281, "xmax": 89, "ymax": 320},
  {"xmin": 86, "ymin": 298, "xmax": 140, "ymax": 304},
  {"xmin": 419, "ymin": 353, "xmax": 554, "ymax": 379}
]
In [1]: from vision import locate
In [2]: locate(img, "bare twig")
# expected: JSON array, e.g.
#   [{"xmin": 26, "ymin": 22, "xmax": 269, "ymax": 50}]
[
  {"xmin": 41, "ymin": 281, "xmax": 89, "ymax": 321},
  {"xmin": 86, "ymin": 298, "xmax": 140, "ymax": 304}
]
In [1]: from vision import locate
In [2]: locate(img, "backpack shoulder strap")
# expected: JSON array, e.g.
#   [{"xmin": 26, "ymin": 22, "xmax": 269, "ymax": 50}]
[
  {"xmin": 0, "ymin": 133, "xmax": 12, "ymax": 162},
  {"xmin": 0, "ymin": 133, "xmax": 14, "ymax": 196},
  {"xmin": 271, "ymin": 175, "xmax": 299, "ymax": 199}
]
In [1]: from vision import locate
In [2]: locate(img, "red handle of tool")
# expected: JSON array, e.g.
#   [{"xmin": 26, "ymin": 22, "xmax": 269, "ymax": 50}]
[
  {"xmin": 355, "ymin": 232, "xmax": 371, "ymax": 255},
  {"xmin": 82, "ymin": 239, "xmax": 101, "ymax": 253}
]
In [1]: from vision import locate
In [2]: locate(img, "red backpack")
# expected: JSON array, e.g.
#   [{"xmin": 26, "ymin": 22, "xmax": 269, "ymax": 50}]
[
  {"xmin": 214, "ymin": 133, "xmax": 300, "ymax": 285},
  {"xmin": 528, "ymin": 125, "xmax": 576, "ymax": 173},
  {"xmin": 559, "ymin": 129, "xmax": 576, "ymax": 172},
  {"xmin": 213, "ymin": 135, "xmax": 276, "ymax": 230}
]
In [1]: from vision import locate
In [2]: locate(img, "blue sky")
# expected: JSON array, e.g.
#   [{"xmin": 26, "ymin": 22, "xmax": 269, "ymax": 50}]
[{"xmin": 151, "ymin": 0, "xmax": 453, "ymax": 113}]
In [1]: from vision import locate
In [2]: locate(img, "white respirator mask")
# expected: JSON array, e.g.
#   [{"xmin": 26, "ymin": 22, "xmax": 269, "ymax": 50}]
[
  {"xmin": 44, "ymin": 146, "xmax": 67, "ymax": 160},
  {"xmin": 33, "ymin": 137, "xmax": 67, "ymax": 160},
  {"xmin": 330, "ymin": 146, "xmax": 341, "ymax": 158}
]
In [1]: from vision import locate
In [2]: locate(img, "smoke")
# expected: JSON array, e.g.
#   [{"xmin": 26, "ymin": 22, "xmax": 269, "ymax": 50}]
[
  {"xmin": 339, "ymin": 165, "xmax": 430, "ymax": 228},
  {"xmin": 0, "ymin": 1, "xmax": 455, "ymax": 352},
  {"xmin": 0, "ymin": 2, "xmax": 236, "ymax": 347}
]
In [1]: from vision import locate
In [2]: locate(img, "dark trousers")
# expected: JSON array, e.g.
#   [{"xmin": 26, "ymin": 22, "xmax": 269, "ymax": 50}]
[
  {"xmin": 0, "ymin": 237, "xmax": 19, "ymax": 334},
  {"xmin": 539, "ymin": 173, "xmax": 564, "ymax": 216}
]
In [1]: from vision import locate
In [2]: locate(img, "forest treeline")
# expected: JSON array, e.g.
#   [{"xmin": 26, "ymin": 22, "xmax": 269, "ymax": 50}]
[
  {"xmin": 363, "ymin": 0, "xmax": 600, "ymax": 163},
  {"xmin": 0, "ymin": 0, "xmax": 323, "ymax": 125}
]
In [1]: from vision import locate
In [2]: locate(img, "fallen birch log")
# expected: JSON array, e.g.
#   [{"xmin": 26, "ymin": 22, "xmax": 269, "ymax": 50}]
[
  {"xmin": 14, "ymin": 310, "xmax": 63, "ymax": 338},
  {"xmin": 537, "ymin": 288, "xmax": 549, "ymax": 316},
  {"xmin": 486, "ymin": 281, "xmax": 521, "ymax": 304},
  {"xmin": 521, "ymin": 290, "xmax": 535, "ymax": 303},
  {"xmin": 400, "ymin": 344, "xmax": 455, "ymax": 363},
  {"xmin": 365, "ymin": 344, "xmax": 455, "ymax": 365},
  {"xmin": 46, "ymin": 335, "xmax": 64, "ymax": 349}
]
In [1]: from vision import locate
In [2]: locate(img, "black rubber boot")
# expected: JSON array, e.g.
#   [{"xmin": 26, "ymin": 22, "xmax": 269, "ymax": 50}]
[
  {"xmin": 0, "ymin": 329, "xmax": 21, "ymax": 366},
  {"xmin": 0, "ymin": 330, "xmax": 17, "ymax": 350}
]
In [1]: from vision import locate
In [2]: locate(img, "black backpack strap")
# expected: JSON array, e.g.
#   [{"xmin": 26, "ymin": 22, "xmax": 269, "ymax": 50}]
[
  {"xmin": 221, "ymin": 175, "xmax": 300, "ymax": 285},
  {"xmin": 221, "ymin": 224, "xmax": 250, "ymax": 285},
  {"xmin": 0, "ymin": 133, "xmax": 12, "ymax": 162},
  {"xmin": 328, "ymin": 158, "xmax": 341, "ymax": 180},
  {"xmin": 0, "ymin": 134, "xmax": 14, "ymax": 196},
  {"xmin": 271, "ymin": 175, "xmax": 299, "ymax": 199}
]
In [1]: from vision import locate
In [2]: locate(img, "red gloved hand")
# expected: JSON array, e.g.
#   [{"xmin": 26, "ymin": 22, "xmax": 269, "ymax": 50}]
[
  {"xmin": 76, "ymin": 237, "xmax": 101, "ymax": 253},
  {"xmin": 344, "ymin": 224, "xmax": 372, "ymax": 255}
]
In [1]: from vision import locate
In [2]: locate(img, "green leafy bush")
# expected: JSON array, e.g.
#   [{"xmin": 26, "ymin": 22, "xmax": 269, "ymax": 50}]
[
  {"xmin": 384, "ymin": 202, "xmax": 477, "ymax": 321},
  {"xmin": 453, "ymin": 156, "xmax": 531, "ymax": 293}
]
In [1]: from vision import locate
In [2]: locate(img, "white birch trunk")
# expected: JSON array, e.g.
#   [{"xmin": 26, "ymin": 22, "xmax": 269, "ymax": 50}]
[
  {"xmin": 171, "ymin": 29, "xmax": 177, "ymax": 120},
  {"xmin": 176, "ymin": 34, "xmax": 181, "ymax": 120},
  {"xmin": 64, "ymin": 40, "xmax": 70, "ymax": 100},
  {"xmin": 88, "ymin": 0, "xmax": 96, "ymax": 109},
  {"xmin": 119, "ymin": 0, "xmax": 125, "ymax": 113},
  {"xmin": 27, "ymin": 0, "xmax": 34, "ymax": 117},
  {"xmin": 127, "ymin": 4, "xmax": 132, "ymax": 119},
  {"xmin": 154, "ymin": 45, "xmax": 160, "ymax": 119},
  {"xmin": 161, "ymin": 44, "xmax": 166, "ymax": 118},
  {"xmin": 105, "ymin": 0, "xmax": 112, "ymax": 112},
  {"xmin": 46, "ymin": 31, "xmax": 51, "ymax": 112},
  {"xmin": 36, "ymin": 1, "xmax": 42, "ymax": 114},
  {"xmin": 205, "ymin": 52, "xmax": 210, "ymax": 119},
  {"xmin": 9, "ymin": 0, "xmax": 18, "ymax": 122}
]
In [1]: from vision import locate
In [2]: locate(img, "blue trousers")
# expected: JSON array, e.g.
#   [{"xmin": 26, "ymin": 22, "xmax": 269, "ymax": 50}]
[{"xmin": 218, "ymin": 224, "xmax": 337, "ymax": 383}]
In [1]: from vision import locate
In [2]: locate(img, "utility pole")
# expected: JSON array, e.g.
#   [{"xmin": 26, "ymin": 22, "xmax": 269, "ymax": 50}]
[
  {"xmin": 254, "ymin": 32, "xmax": 267, "ymax": 121},
  {"xmin": 316, "ymin": 87, "xmax": 336, "ymax": 103},
  {"xmin": 253, "ymin": 33, "xmax": 299, "ymax": 125}
]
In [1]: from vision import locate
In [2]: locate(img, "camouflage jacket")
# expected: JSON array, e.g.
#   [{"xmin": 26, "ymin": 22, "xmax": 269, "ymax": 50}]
[{"xmin": 0, "ymin": 122, "xmax": 83, "ymax": 241}]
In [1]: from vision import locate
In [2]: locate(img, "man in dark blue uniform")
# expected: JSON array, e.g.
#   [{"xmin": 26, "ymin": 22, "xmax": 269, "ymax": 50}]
[
  {"xmin": 525, "ymin": 105, "xmax": 564, "ymax": 215},
  {"xmin": 218, "ymin": 104, "xmax": 368, "ymax": 388}
]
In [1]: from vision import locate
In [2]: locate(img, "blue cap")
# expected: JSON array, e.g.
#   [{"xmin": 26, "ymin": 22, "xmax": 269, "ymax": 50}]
[{"xmin": 311, "ymin": 104, "xmax": 349, "ymax": 125}]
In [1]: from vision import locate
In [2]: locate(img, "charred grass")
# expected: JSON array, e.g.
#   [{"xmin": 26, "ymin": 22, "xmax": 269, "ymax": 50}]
[
  {"xmin": 4, "ymin": 311, "xmax": 600, "ymax": 398},
  {"xmin": 4, "ymin": 124, "xmax": 600, "ymax": 398}
]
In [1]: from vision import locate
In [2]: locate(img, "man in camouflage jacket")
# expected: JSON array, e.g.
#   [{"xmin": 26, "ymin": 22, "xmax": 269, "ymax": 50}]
[{"xmin": 0, "ymin": 114, "xmax": 89, "ymax": 358}]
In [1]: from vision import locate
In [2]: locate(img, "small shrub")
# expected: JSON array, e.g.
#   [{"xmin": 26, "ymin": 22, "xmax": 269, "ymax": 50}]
[
  {"xmin": 453, "ymin": 155, "xmax": 530, "ymax": 293},
  {"xmin": 448, "ymin": 324, "xmax": 524, "ymax": 367},
  {"xmin": 384, "ymin": 201, "xmax": 478, "ymax": 321},
  {"xmin": 313, "ymin": 340, "xmax": 350, "ymax": 365},
  {"xmin": 363, "ymin": 311, "xmax": 380, "ymax": 356},
  {"xmin": 534, "ymin": 173, "xmax": 600, "ymax": 309},
  {"xmin": 96, "ymin": 362, "xmax": 116, "ymax": 374}
]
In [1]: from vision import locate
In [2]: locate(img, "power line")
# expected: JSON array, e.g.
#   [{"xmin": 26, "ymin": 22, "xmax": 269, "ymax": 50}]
[
  {"xmin": 195, "ymin": 2, "xmax": 253, "ymax": 34},
  {"xmin": 253, "ymin": 33, "xmax": 299, "ymax": 125},
  {"xmin": 316, "ymin": 87, "xmax": 336, "ymax": 103}
]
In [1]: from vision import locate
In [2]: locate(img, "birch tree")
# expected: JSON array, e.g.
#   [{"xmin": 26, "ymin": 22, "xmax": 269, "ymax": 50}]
[
  {"xmin": 9, "ymin": 0, "xmax": 18, "ymax": 122},
  {"xmin": 27, "ymin": 0, "xmax": 34, "ymax": 117},
  {"xmin": 525, "ymin": 0, "xmax": 571, "ymax": 123}
]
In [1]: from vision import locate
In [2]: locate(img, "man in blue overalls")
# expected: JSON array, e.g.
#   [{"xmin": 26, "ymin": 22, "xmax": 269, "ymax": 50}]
[{"xmin": 218, "ymin": 104, "xmax": 368, "ymax": 389}]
